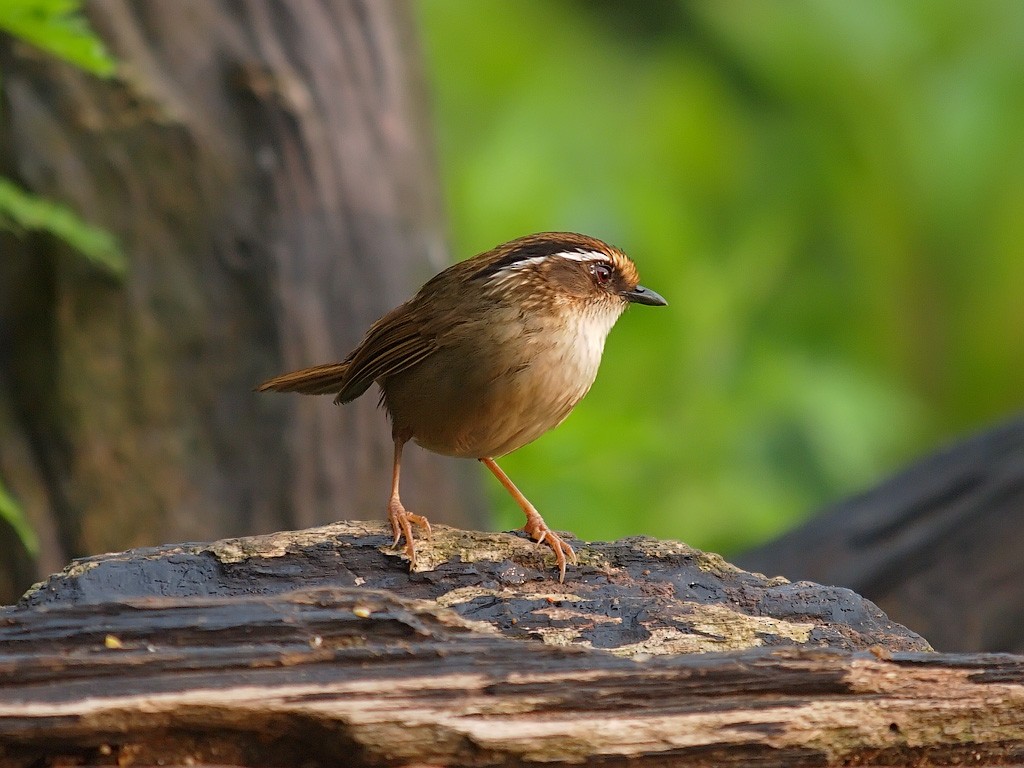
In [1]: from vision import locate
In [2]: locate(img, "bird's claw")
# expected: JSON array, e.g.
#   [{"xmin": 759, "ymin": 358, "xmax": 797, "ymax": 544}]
[
  {"xmin": 522, "ymin": 513, "xmax": 577, "ymax": 583},
  {"xmin": 387, "ymin": 500, "xmax": 431, "ymax": 569}
]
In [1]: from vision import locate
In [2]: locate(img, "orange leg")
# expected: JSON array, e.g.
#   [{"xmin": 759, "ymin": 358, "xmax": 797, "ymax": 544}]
[
  {"xmin": 480, "ymin": 457, "xmax": 577, "ymax": 582},
  {"xmin": 387, "ymin": 438, "xmax": 431, "ymax": 567}
]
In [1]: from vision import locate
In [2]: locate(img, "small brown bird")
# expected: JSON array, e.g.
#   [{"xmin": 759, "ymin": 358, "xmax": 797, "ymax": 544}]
[{"xmin": 258, "ymin": 232, "xmax": 666, "ymax": 581}]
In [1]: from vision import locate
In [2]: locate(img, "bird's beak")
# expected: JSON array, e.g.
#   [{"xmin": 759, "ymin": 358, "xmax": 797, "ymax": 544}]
[{"xmin": 625, "ymin": 284, "xmax": 667, "ymax": 306}]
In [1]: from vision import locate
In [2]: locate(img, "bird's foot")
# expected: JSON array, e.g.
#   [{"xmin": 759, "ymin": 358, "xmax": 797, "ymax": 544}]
[
  {"xmin": 522, "ymin": 511, "xmax": 577, "ymax": 583},
  {"xmin": 387, "ymin": 498, "xmax": 432, "ymax": 569}
]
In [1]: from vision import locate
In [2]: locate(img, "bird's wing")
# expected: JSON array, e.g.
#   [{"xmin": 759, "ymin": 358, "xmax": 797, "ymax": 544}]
[{"xmin": 336, "ymin": 305, "xmax": 439, "ymax": 403}]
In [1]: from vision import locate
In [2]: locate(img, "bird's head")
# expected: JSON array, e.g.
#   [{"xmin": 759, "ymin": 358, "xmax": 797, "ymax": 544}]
[{"xmin": 473, "ymin": 232, "xmax": 667, "ymax": 318}]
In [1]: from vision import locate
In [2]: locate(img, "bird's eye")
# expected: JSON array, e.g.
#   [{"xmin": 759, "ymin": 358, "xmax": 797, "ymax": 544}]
[{"xmin": 592, "ymin": 262, "xmax": 613, "ymax": 286}]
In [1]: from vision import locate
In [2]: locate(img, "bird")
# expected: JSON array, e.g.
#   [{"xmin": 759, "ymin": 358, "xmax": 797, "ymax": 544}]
[{"xmin": 258, "ymin": 231, "xmax": 666, "ymax": 581}]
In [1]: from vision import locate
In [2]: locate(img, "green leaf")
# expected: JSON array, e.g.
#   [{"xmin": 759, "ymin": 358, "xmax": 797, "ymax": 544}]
[
  {"xmin": 0, "ymin": 177, "xmax": 126, "ymax": 278},
  {"xmin": 0, "ymin": 0, "xmax": 116, "ymax": 77},
  {"xmin": 0, "ymin": 478, "xmax": 38, "ymax": 557}
]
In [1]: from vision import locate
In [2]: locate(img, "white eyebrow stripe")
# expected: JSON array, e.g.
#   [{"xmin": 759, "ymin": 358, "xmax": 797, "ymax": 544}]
[
  {"xmin": 503, "ymin": 250, "xmax": 610, "ymax": 271},
  {"xmin": 554, "ymin": 250, "xmax": 609, "ymax": 263}
]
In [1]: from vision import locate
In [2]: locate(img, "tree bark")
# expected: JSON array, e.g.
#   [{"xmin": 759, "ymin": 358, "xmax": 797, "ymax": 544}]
[
  {"xmin": 4, "ymin": 522, "xmax": 1024, "ymax": 767},
  {"xmin": 0, "ymin": 0, "xmax": 484, "ymax": 602}
]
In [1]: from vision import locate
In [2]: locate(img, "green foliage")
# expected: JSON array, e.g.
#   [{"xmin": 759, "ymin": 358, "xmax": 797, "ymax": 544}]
[
  {"xmin": 0, "ymin": 177, "xmax": 125, "ymax": 277},
  {"xmin": 0, "ymin": 0, "xmax": 120, "ymax": 556},
  {"xmin": 0, "ymin": 0, "xmax": 123, "ymax": 277},
  {"xmin": 417, "ymin": 1, "xmax": 1024, "ymax": 553},
  {"xmin": 0, "ymin": 479, "xmax": 38, "ymax": 557},
  {"xmin": 0, "ymin": 0, "xmax": 123, "ymax": 276},
  {"xmin": 0, "ymin": 0, "xmax": 115, "ymax": 76}
]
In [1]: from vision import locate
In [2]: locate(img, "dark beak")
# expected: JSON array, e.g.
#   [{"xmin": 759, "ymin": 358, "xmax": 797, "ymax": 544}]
[{"xmin": 625, "ymin": 284, "xmax": 667, "ymax": 307}]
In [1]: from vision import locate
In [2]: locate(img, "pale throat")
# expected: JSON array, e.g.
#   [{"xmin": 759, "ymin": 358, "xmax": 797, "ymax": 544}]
[{"xmin": 560, "ymin": 299, "xmax": 624, "ymax": 383}]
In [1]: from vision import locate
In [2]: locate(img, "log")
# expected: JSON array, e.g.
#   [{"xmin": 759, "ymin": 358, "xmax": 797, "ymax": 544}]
[
  {"xmin": 4, "ymin": 522, "xmax": 1024, "ymax": 766},
  {"xmin": 738, "ymin": 415, "xmax": 1024, "ymax": 653}
]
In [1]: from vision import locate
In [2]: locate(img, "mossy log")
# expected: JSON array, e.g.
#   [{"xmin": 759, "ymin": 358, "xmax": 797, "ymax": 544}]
[{"xmin": 2, "ymin": 521, "xmax": 1023, "ymax": 767}]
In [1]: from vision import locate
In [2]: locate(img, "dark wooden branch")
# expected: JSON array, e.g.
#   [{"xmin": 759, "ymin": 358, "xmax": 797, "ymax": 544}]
[
  {"xmin": 4, "ymin": 522, "xmax": 1024, "ymax": 766},
  {"xmin": 739, "ymin": 414, "xmax": 1024, "ymax": 653},
  {"xmin": 13, "ymin": 521, "xmax": 927, "ymax": 653}
]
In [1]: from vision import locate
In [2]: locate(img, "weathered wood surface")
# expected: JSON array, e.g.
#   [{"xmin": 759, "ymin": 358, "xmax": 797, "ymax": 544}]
[
  {"xmin": 14, "ymin": 521, "xmax": 926, "ymax": 653},
  {"xmin": 4, "ymin": 521, "xmax": 1024, "ymax": 766},
  {"xmin": 739, "ymin": 414, "xmax": 1024, "ymax": 653}
]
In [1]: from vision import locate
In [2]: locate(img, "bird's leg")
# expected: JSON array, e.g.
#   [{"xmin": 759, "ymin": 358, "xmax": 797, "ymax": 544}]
[
  {"xmin": 479, "ymin": 457, "xmax": 577, "ymax": 582},
  {"xmin": 387, "ymin": 437, "xmax": 431, "ymax": 568}
]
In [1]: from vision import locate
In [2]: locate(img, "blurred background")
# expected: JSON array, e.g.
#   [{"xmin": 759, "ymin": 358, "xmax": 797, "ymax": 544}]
[
  {"xmin": 417, "ymin": 0, "xmax": 1024, "ymax": 555},
  {"xmin": 1, "ymin": 0, "xmax": 1022, "ymax": 625}
]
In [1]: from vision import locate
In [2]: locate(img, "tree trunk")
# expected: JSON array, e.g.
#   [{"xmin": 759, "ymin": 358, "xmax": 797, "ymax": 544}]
[
  {"xmin": 0, "ymin": 0, "xmax": 484, "ymax": 602},
  {"xmin": 5, "ymin": 522, "xmax": 1023, "ymax": 767}
]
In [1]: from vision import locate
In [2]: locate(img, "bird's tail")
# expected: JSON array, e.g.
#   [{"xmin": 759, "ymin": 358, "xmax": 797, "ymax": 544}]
[{"xmin": 257, "ymin": 362, "xmax": 350, "ymax": 396}]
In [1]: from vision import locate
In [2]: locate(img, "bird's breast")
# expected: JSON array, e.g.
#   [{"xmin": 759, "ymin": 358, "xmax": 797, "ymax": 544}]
[{"xmin": 381, "ymin": 302, "xmax": 623, "ymax": 459}]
